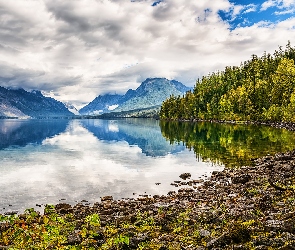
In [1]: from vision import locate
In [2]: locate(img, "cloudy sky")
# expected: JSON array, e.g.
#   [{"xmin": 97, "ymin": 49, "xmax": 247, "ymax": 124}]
[{"xmin": 0, "ymin": 0, "xmax": 295, "ymax": 108}]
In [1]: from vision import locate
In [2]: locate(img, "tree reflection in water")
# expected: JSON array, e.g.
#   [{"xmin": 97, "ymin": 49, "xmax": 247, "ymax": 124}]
[{"xmin": 160, "ymin": 121, "xmax": 295, "ymax": 167}]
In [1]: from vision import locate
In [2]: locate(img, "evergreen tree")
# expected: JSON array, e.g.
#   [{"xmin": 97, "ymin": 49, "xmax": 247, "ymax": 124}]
[{"xmin": 160, "ymin": 43, "xmax": 295, "ymax": 123}]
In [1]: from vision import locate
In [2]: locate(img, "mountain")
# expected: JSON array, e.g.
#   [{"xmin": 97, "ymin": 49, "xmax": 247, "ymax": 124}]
[
  {"xmin": 0, "ymin": 86, "xmax": 74, "ymax": 118},
  {"xmin": 64, "ymin": 102, "xmax": 80, "ymax": 115},
  {"xmin": 79, "ymin": 78, "xmax": 191, "ymax": 115},
  {"xmin": 79, "ymin": 94, "xmax": 123, "ymax": 115},
  {"xmin": 114, "ymin": 78, "xmax": 191, "ymax": 112}
]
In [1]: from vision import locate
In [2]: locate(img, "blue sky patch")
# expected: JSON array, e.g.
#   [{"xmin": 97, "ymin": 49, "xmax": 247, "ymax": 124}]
[
  {"xmin": 152, "ymin": 0, "xmax": 163, "ymax": 6},
  {"xmin": 220, "ymin": 0, "xmax": 295, "ymax": 29}
]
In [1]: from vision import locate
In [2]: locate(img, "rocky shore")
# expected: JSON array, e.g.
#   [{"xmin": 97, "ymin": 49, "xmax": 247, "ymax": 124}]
[{"xmin": 1, "ymin": 149, "xmax": 295, "ymax": 249}]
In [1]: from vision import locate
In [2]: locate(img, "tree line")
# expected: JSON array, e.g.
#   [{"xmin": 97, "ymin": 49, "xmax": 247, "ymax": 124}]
[{"xmin": 160, "ymin": 42, "xmax": 295, "ymax": 122}]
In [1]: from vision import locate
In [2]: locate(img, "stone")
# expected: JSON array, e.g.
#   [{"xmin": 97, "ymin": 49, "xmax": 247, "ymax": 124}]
[
  {"xmin": 179, "ymin": 173, "xmax": 191, "ymax": 180},
  {"xmin": 199, "ymin": 229, "xmax": 210, "ymax": 237},
  {"xmin": 67, "ymin": 231, "xmax": 82, "ymax": 245},
  {"xmin": 101, "ymin": 196, "xmax": 113, "ymax": 202},
  {"xmin": 232, "ymin": 174, "xmax": 251, "ymax": 184},
  {"xmin": 55, "ymin": 203, "xmax": 73, "ymax": 214}
]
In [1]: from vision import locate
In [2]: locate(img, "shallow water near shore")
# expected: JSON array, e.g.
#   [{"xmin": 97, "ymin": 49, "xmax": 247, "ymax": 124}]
[{"xmin": 1, "ymin": 118, "xmax": 295, "ymax": 214}]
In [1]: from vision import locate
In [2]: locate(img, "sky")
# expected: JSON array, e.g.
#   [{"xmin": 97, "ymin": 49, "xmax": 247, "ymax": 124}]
[{"xmin": 0, "ymin": 0, "xmax": 295, "ymax": 109}]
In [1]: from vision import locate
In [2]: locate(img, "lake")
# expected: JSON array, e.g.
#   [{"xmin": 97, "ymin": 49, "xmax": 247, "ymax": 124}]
[{"xmin": 1, "ymin": 118, "xmax": 295, "ymax": 214}]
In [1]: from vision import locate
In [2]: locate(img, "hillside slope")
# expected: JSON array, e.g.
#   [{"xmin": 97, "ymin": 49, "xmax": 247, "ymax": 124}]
[
  {"xmin": 79, "ymin": 78, "xmax": 191, "ymax": 115},
  {"xmin": 0, "ymin": 87, "xmax": 74, "ymax": 118}
]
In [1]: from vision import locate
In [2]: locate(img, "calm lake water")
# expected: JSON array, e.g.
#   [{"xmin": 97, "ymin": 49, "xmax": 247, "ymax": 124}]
[{"xmin": 1, "ymin": 118, "xmax": 295, "ymax": 214}]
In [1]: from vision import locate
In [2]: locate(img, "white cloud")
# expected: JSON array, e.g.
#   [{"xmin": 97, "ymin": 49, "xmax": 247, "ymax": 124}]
[
  {"xmin": 275, "ymin": 8, "xmax": 295, "ymax": 14},
  {"xmin": 232, "ymin": 5, "xmax": 244, "ymax": 17},
  {"xmin": 281, "ymin": 0, "xmax": 295, "ymax": 8},
  {"xmin": 261, "ymin": 0, "xmax": 277, "ymax": 10},
  {"xmin": 0, "ymin": 0, "xmax": 295, "ymax": 108},
  {"xmin": 244, "ymin": 4, "xmax": 258, "ymax": 13},
  {"xmin": 261, "ymin": 0, "xmax": 295, "ymax": 12},
  {"xmin": 225, "ymin": 3, "xmax": 258, "ymax": 23}
]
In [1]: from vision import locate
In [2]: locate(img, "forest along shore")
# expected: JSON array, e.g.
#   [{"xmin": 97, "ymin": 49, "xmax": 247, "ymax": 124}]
[{"xmin": 1, "ymin": 146, "xmax": 295, "ymax": 248}]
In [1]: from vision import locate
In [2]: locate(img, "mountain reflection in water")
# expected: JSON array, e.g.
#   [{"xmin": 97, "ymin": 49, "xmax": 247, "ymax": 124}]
[
  {"xmin": 1, "ymin": 118, "xmax": 295, "ymax": 214},
  {"xmin": 0, "ymin": 119, "xmax": 222, "ymax": 214},
  {"xmin": 80, "ymin": 119, "xmax": 185, "ymax": 157},
  {"xmin": 0, "ymin": 119, "xmax": 69, "ymax": 149}
]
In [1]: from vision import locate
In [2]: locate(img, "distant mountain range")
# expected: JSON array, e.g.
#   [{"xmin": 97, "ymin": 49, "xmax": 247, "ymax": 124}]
[
  {"xmin": 0, "ymin": 87, "xmax": 73, "ymax": 118},
  {"xmin": 0, "ymin": 78, "xmax": 191, "ymax": 118},
  {"xmin": 79, "ymin": 78, "xmax": 191, "ymax": 115}
]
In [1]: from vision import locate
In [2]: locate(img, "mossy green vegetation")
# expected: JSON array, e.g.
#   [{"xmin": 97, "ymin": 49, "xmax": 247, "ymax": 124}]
[
  {"xmin": 160, "ymin": 42, "xmax": 295, "ymax": 122},
  {"xmin": 0, "ymin": 205, "xmax": 260, "ymax": 249},
  {"xmin": 0, "ymin": 207, "xmax": 193, "ymax": 249}
]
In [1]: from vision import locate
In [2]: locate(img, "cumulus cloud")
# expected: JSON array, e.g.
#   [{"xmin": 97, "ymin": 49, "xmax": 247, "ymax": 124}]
[{"xmin": 0, "ymin": 0, "xmax": 295, "ymax": 108}]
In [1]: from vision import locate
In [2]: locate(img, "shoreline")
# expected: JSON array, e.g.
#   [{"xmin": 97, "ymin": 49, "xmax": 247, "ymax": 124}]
[
  {"xmin": 1, "ymin": 150, "xmax": 295, "ymax": 249},
  {"xmin": 162, "ymin": 118, "xmax": 295, "ymax": 131}
]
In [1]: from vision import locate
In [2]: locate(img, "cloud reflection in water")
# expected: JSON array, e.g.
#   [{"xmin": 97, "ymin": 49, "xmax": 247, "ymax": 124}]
[{"xmin": 0, "ymin": 119, "xmax": 223, "ymax": 213}]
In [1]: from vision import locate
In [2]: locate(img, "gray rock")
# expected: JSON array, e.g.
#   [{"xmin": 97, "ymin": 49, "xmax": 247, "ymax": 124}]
[
  {"xmin": 67, "ymin": 231, "xmax": 82, "ymax": 245},
  {"xmin": 199, "ymin": 229, "xmax": 210, "ymax": 237},
  {"xmin": 232, "ymin": 174, "xmax": 251, "ymax": 184}
]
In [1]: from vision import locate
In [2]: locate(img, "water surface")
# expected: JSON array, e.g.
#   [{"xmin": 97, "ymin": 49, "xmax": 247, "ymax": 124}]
[
  {"xmin": 160, "ymin": 120, "xmax": 295, "ymax": 167},
  {"xmin": 1, "ymin": 118, "xmax": 295, "ymax": 214},
  {"xmin": 0, "ymin": 119, "xmax": 222, "ymax": 214}
]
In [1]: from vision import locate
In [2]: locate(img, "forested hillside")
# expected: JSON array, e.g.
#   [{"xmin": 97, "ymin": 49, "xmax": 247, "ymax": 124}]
[{"xmin": 160, "ymin": 42, "xmax": 295, "ymax": 122}]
